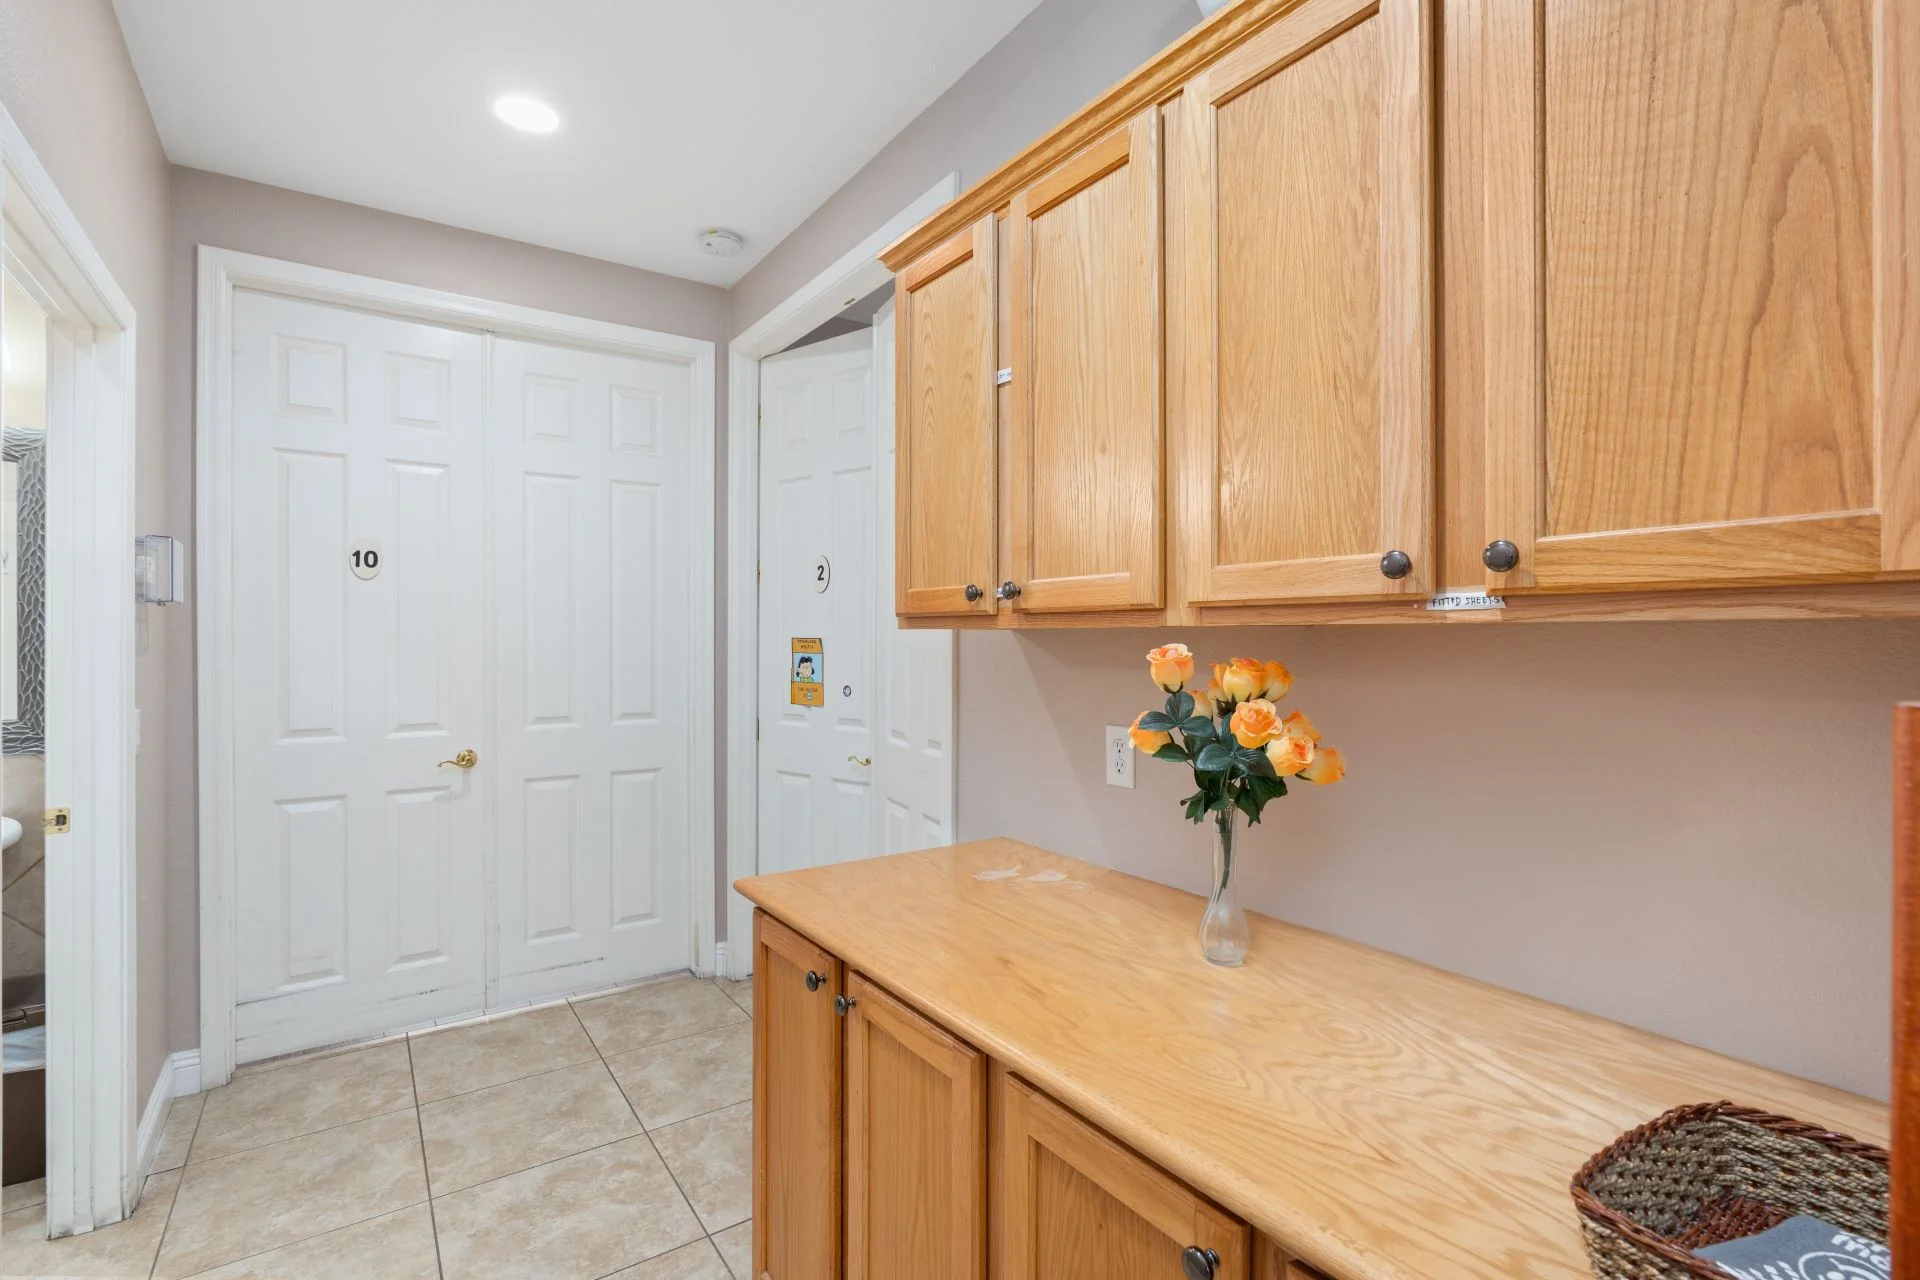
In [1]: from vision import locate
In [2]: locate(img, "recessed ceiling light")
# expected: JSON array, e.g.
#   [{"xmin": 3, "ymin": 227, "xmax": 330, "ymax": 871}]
[{"xmin": 493, "ymin": 95, "xmax": 561, "ymax": 134}]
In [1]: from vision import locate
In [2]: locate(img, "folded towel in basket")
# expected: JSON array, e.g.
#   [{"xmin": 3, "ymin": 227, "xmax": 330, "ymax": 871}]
[{"xmin": 1693, "ymin": 1214, "xmax": 1889, "ymax": 1280}]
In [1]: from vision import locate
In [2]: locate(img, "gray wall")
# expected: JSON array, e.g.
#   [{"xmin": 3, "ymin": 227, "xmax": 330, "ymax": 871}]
[
  {"xmin": 733, "ymin": 0, "xmax": 1908, "ymax": 1098},
  {"xmin": 0, "ymin": 0, "xmax": 178, "ymax": 1102},
  {"xmin": 165, "ymin": 167, "xmax": 731, "ymax": 1052}
]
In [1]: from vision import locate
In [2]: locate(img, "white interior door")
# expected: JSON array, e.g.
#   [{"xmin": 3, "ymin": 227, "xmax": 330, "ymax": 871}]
[
  {"xmin": 757, "ymin": 332, "xmax": 878, "ymax": 874},
  {"xmin": 491, "ymin": 337, "xmax": 693, "ymax": 1003},
  {"xmin": 871, "ymin": 301, "xmax": 957, "ymax": 852},
  {"xmin": 229, "ymin": 289, "xmax": 488, "ymax": 1061}
]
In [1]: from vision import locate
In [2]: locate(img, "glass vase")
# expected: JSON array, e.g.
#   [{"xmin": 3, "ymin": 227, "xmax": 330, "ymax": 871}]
[{"xmin": 1199, "ymin": 807, "xmax": 1250, "ymax": 966}]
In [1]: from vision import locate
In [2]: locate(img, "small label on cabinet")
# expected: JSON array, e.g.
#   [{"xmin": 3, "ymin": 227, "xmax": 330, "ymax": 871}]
[
  {"xmin": 1425, "ymin": 590, "xmax": 1505, "ymax": 613},
  {"xmin": 995, "ymin": 368, "xmax": 1012, "ymax": 386}
]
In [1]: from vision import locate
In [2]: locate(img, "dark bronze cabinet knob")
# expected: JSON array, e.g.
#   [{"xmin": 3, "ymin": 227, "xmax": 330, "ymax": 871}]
[
  {"xmin": 804, "ymin": 970, "xmax": 823, "ymax": 992},
  {"xmin": 834, "ymin": 994, "xmax": 858, "ymax": 1017},
  {"xmin": 1379, "ymin": 549, "xmax": 1412, "ymax": 580},
  {"xmin": 964, "ymin": 583, "xmax": 983, "ymax": 602},
  {"xmin": 1483, "ymin": 539, "xmax": 1520, "ymax": 573},
  {"xmin": 996, "ymin": 581, "xmax": 1022, "ymax": 600},
  {"xmin": 1181, "ymin": 1246, "xmax": 1220, "ymax": 1280}
]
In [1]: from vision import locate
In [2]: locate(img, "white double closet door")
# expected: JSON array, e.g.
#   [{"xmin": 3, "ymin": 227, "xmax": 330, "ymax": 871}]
[{"xmin": 228, "ymin": 289, "xmax": 693, "ymax": 1063}]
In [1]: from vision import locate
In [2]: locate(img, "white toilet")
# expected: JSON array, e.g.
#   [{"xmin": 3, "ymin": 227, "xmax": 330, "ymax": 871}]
[{"xmin": 0, "ymin": 816, "xmax": 19, "ymax": 851}]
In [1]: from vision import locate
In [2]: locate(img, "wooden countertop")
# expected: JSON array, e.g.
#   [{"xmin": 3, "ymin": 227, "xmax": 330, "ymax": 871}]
[{"xmin": 736, "ymin": 839, "xmax": 1889, "ymax": 1280}]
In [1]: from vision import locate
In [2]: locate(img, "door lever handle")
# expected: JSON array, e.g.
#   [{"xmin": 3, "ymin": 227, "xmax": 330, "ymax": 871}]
[
  {"xmin": 848, "ymin": 755, "xmax": 872, "ymax": 767},
  {"xmin": 437, "ymin": 749, "xmax": 478, "ymax": 769}
]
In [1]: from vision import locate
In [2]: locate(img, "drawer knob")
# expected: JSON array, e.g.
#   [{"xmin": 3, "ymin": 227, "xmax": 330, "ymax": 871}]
[
  {"xmin": 964, "ymin": 583, "xmax": 983, "ymax": 602},
  {"xmin": 804, "ymin": 970, "xmax": 824, "ymax": 992},
  {"xmin": 1181, "ymin": 1246, "xmax": 1220, "ymax": 1280},
  {"xmin": 834, "ymin": 994, "xmax": 858, "ymax": 1017},
  {"xmin": 1483, "ymin": 539, "xmax": 1520, "ymax": 573},
  {"xmin": 996, "ymin": 581, "xmax": 1022, "ymax": 600},
  {"xmin": 1379, "ymin": 549, "xmax": 1412, "ymax": 580}
]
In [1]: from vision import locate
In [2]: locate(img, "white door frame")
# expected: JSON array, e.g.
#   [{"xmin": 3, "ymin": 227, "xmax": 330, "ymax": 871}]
[
  {"xmin": 0, "ymin": 104, "xmax": 141, "ymax": 1236},
  {"xmin": 195, "ymin": 247, "xmax": 717, "ymax": 1087},
  {"xmin": 722, "ymin": 174, "xmax": 959, "ymax": 980}
]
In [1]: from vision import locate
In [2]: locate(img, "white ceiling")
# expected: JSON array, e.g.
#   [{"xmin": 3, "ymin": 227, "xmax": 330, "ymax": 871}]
[{"xmin": 113, "ymin": 0, "xmax": 1045, "ymax": 286}]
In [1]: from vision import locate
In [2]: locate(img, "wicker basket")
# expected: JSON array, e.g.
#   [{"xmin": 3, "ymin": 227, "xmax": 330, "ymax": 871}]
[{"xmin": 1569, "ymin": 1101, "xmax": 1889, "ymax": 1280}]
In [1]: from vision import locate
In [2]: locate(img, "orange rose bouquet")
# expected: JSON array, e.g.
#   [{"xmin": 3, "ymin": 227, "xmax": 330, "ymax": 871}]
[{"xmin": 1132, "ymin": 643, "xmax": 1345, "ymax": 965}]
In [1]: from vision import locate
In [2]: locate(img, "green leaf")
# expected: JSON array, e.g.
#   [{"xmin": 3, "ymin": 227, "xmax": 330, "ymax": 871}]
[
  {"xmin": 1248, "ymin": 773, "xmax": 1289, "ymax": 803},
  {"xmin": 1183, "ymin": 793, "xmax": 1207, "ymax": 823},
  {"xmin": 1152, "ymin": 743, "xmax": 1190, "ymax": 764},
  {"xmin": 1179, "ymin": 716, "xmax": 1215, "ymax": 737},
  {"xmin": 1242, "ymin": 750, "xmax": 1277, "ymax": 778},
  {"xmin": 1169, "ymin": 691, "xmax": 1194, "ymax": 722},
  {"xmin": 1235, "ymin": 786, "xmax": 1263, "ymax": 823},
  {"xmin": 1194, "ymin": 743, "xmax": 1234, "ymax": 773},
  {"xmin": 1208, "ymin": 795, "xmax": 1234, "ymax": 812},
  {"xmin": 1137, "ymin": 711, "xmax": 1177, "ymax": 732}
]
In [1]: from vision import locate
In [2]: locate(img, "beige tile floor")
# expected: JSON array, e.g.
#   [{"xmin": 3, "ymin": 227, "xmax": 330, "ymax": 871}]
[{"xmin": 0, "ymin": 975, "xmax": 757, "ymax": 1280}]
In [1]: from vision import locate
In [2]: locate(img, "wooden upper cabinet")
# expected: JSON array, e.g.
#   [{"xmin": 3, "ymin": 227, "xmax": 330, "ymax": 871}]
[
  {"xmin": 753, "ymin": 911, "xmax": 843, "ymax": 1280},
  {"xmin": 1169, "ymin": 0, "xmax": 1435, "ymax": 605},
  {"xmin": 997, "ymin": 1075, "xmax": 1249, "ymax": 1280},
  {"xmin": 1481, "ymin": 0, "xmax": 1920, "ymax": 593},
  {"xmin": 1006, "ymin": 109, "xmax": 1165, "ymax": 612},
  {"xmin": 844, "ymin": 974, "xmax": 987, "ymax": 1280},
  {"xmin": 897, "ymin": 215, "xmax": 1000, "ymax": 617}
]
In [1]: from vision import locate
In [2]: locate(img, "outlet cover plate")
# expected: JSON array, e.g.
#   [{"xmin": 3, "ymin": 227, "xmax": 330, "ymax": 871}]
[{"xmin": 1105, "ymin": 724, "xmax": 1136, "ymax": 788}]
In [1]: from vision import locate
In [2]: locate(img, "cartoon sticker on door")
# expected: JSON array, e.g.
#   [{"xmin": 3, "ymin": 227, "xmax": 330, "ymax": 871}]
[{"xmin": 790, "ymin": 637, "xmax": 824, "ymax": 707}]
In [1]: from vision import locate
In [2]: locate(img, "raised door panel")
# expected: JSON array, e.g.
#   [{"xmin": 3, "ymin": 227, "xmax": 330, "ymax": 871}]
[
  {"xmin": 1172, "ymin": 0, "xmax": 1434, "ymax": 605},
  {"xmin": 753, "ymin": 911, "xmax": 842, "ymax": 1280},
  {"xmin": 1007, "ymin": 109, "xmax": 1164, "ymax": 612},
  {"xmin": 997, "ymin": 1075, "xmax": 1249, "ymax": 1280},
  {"xmin": 897, "ymin": 216, "xmax": 999, "ymax": 617},
  {"xmin": 1483, "ymin": 0, "xmax": 1920, "ymax": 591},
  {"xmin": 845, "ymin": 973, "xmax": 986, "ymax": 1280}
]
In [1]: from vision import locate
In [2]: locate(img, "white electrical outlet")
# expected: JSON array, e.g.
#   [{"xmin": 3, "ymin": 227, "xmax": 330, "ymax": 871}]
[{"xmin": 1105, "ymin": 724, "xmax": 1136, "ymax": 788}]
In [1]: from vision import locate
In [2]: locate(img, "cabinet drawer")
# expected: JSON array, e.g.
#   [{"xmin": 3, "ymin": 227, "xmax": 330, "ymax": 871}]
[{"xmin": 996, "ymin": 1074, "xmax": 1250, "ymax": 1280}]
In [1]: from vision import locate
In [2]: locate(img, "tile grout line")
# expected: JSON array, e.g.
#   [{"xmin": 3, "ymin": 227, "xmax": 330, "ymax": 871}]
[
  {"xmin": 176, "ymin": 1101, "xmax": 420, "ymax": 1171},
  {"xmin": 406, "ymin": 1035, "xmax": 448, "ymax": 1280}
]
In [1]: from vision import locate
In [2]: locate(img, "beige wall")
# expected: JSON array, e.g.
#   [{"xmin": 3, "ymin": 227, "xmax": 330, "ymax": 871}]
[
  {"xmin": 960, "ymin": 623, "xmax": 1915, "ymax": 1099},
  {"xmin": 164, "ymin": 167, "xmax": 731, "ymax": 1051},
  {"xmin": 0, "ymin": 0, "xmax": 178, "ymax": 1101}
]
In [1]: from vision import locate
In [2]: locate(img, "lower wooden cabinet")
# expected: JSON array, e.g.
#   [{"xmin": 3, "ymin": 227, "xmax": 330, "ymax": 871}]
[
  {"xmin": 753, "ymin": 909, "xmax": 1283, "ymax": 1280},
  {"xmin": 997, "ymin": 1074, "xmax": 1250, "ymax": 1279},
  {"xmin": 753, "ymin": 912, "xmax": 843, "ymax": 1280},
  {"xmin": 844, "ymin": 974, "xmax": 987, "ymax": 1280}
]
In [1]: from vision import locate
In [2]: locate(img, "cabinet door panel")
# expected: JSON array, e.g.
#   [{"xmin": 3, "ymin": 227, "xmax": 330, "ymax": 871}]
[
  {"xmin": 1172, "ymin": 0, "xmax": 1434, "ymax": 604},
  {"xmin": 845, "ymin": 974, "xmax": 986, "ymax": 1280},
  {"xmin": 998, "ymin": 1075, "xmax": 1249, "ymax": 1280},
  {"xmin": 897, "ymin": 217, "xmax": 999, "ymax": 616},
  {"xmin": 1483, "ymin": 0, "xmax": 1920, "ymax": 591},
  {"xmin": 1008, "ymin": 109, "xmax": 1164, "ymax": 612},
  {"xmin": 753, "ymin": 910, "xmax": 841, "ymax": 1280}
]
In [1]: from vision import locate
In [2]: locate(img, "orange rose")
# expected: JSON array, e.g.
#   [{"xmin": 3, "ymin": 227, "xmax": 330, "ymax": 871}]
[
  {"xmin": 1218, "ymin": 657, "xmax": 1267, "ymax": 704},
  {"xmin": 1300, "ymin": 745, "xmax": 1345, "ymax": 785},
  {"xmin": 1279, "ymin": 709, "xmax": 1320, "ymax": 743},
  {"xmin": 1229, "ymin": 698, "xmax": 1282, "ymax": 748},
  {"xmin": 1262, "ymin": 660, "xmax": 1294, "ymax": 700},
  {"xmin": 1146, "ymin": 643, "xmax": 1195, "ymax": 692},
  {"xmin": 1266, "ymin": 734, "xmax": 1313, "ymax": 777},
  {"xmin": 1128, "ymin": 711, "xmax": 1171, "ymax": 754},
  {"xmin": 1188, "ymin": 684, "xmax": 1218, "ymax": 719}
]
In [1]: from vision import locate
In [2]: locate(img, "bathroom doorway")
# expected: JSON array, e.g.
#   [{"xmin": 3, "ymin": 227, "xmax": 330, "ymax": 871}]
[{"xmin": 1, "ymin": 260, "xmax": 49, "ymax": 1195}]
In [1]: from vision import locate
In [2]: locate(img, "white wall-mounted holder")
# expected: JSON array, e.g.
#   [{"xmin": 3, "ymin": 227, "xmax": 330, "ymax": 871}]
[{"xmin": 135, "ymin": 535, "xmax": 187, "ymax": 605}]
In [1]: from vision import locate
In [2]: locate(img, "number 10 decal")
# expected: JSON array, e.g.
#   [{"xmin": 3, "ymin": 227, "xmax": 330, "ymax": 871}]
[{"xmin": 349, "ymin": 539, "xmax": 383, "ymax": 580}]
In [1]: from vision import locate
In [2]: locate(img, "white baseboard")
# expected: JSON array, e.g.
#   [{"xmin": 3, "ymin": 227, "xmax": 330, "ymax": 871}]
[
  {"xmin": 135, "ymin": 1049, "xmax": 203, "ymax": 1188},
  {"xmin": 712, "ymin": 941, "xmax": 728, "ymax": 981}
]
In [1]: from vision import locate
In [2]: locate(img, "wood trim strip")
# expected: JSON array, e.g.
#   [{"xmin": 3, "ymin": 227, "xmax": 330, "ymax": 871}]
[
  {"xmin": 880, "ymin": 0, "xmax": 1317, "ymax": 269},
  {"xmin": 1880, "ymin": 0, "xmax": 1920, "ymax": 569},
  {"xmin": 1023, "ymin": 126, "xmax": 1134, "ymax": 219},
  {"xmin": 1530, "ymin": 513, "xmax": 1884, "ymax": 589},
  {"xmin": 1895, "ymin": 703, "xmax": 1920, "ymax": 1280},
  {"xmin": 902, "ymin": 226, "xmax": 979, "ymax": 294}
]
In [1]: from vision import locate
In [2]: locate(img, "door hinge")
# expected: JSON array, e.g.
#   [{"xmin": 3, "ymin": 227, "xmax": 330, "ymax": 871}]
[
  {"xmin": 756, "ymin": 560, "xmax": 762, "ymax": 584},
  {"xmin": 43, "ymin": 808, "xmax": 71, "ymax": 835}
]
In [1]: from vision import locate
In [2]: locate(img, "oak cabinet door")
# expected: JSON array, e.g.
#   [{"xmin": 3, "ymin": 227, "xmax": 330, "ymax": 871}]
[
  {"xmin": 997, "ymin": 1075, "xmax": 1249, "ymax": 1280},
  {"xmin": 753, "ymin": 911, "xmax": 842, "ymax": 1280},
  {"xmin": 1481, "ymin": 0, "xmax": 1920, "ymax": 592},
  {"xmin": 844, "ymin": 974, "xmax": 987, "ymax": 1280},
  {"xmin": 1168, "ymin": 0, "xmax": 1435, "ymax": 605},
  {"xmin": 897, "ymin": 215, "xmax": 1000, "ymax": 617},
  {"xmin": 1006, "ymin": 109, "xmax": 1165, "ymax": 612}
]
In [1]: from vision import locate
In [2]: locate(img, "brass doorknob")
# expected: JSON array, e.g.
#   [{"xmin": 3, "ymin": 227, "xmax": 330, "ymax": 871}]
[
  {"xmin": 848, "ymin": 755, "xmax": 872, "ymax": 767},
  {"xmin": 437, "ymin": 749, "xmax": 478, "ymax": 769}
]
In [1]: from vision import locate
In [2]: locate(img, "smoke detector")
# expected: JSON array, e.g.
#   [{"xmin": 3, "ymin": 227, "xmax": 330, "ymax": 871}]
[{"xmin": 699, "ymin": 229, "xmax": 745, "ymax": 258}]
